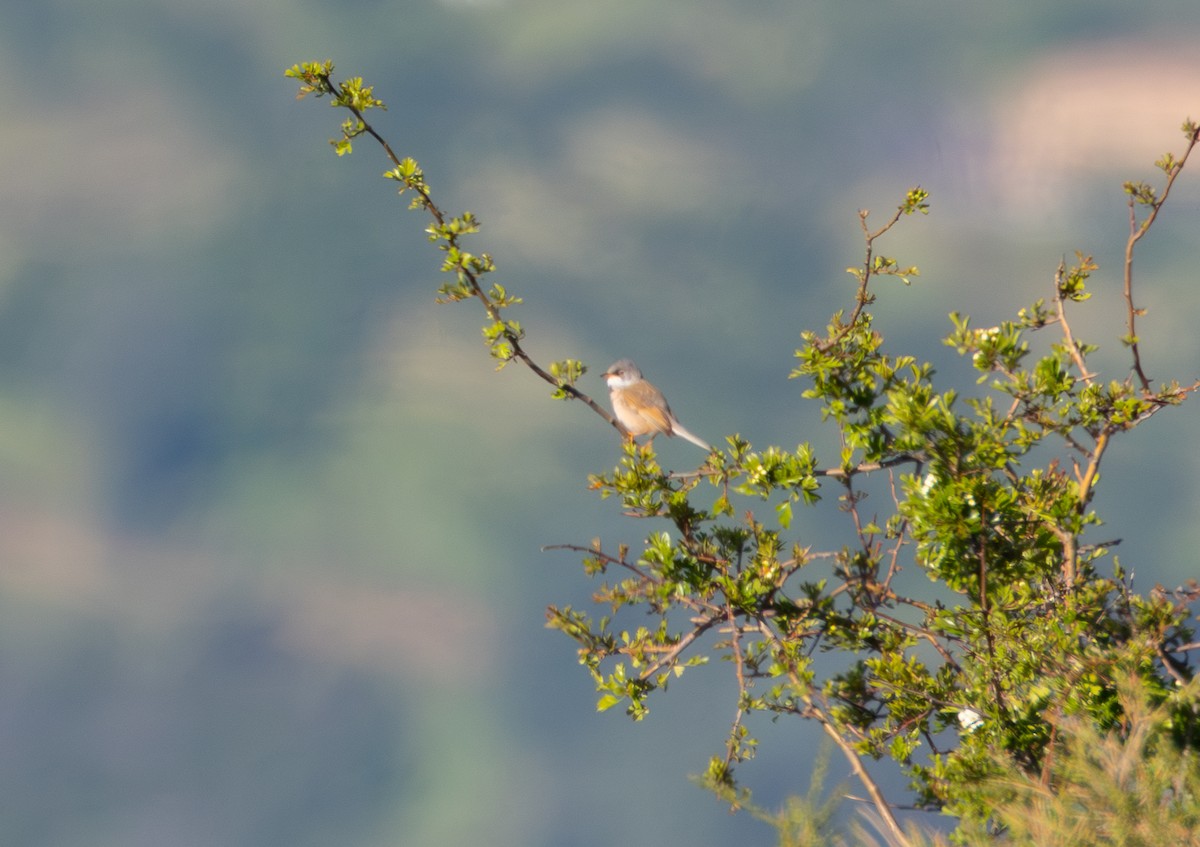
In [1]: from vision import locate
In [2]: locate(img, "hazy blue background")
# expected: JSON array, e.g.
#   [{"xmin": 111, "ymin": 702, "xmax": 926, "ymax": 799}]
[{"xmin": 1, "ymin": 1, "xmax": 1198, "ymax": 845}]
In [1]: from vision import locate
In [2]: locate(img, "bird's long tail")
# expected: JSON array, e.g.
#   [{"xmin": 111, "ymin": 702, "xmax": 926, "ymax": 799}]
[{"xmin": 671, "ymin": 423, "xmax": 711, "ymax": 451}]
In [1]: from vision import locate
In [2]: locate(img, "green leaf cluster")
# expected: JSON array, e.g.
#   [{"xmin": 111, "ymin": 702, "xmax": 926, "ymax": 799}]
[{"xmin": 548, "ymin": 141, "xmax": 1200, "ymax": 834}]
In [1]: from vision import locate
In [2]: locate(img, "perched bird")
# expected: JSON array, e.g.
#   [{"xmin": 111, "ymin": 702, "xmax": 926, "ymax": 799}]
[{"xmin": 603, "ymin": 359, "xmax": 710, "ymax": 450}]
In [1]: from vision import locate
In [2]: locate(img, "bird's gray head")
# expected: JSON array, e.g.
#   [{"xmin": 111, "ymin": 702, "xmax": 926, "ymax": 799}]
[{"xmin": 603, "ymin": 359, "xmax": 643, "ymax": 387}]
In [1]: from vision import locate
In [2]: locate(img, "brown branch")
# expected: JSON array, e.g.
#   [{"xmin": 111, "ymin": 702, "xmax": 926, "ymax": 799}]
[
  {"xmin": 1123, "ymin": 122, "xmax": 1200, "ymax": 391},
  {"xmin": 667, "ymin": 451, "xmax": 922, "ymax": 483},
  {"xmin": 1076, "ymin": 430, "xmax": 1109, "ymax": 513},
  {"xmin": 871, "ymin": 604, "xmax": 960, "ymax": 668},
  {"xmin": 814, "ymin": 697, "xmax": 910, "ymax": 847},
  {"xmin": 1157, "ymin": 645, "xmax": 1190, "ymax": 687},
  {"xmin": 314, "ymin": 70, "xmax": 624, "ymax": 435},
  {"xmin": 975, "ymin": 503, "xmax": 1011, "ymax": 714},
  {"xmin": 542, "ymin": 542, "xmax": 646, "ymax": 580},
  {"xmin": 748, "ymin": 615, "xmax": 912, "ymax": 847},
  {"xmin": 721, "ymin": 602, "xmax": 752, "ymax": 770},
  {"xmin": 817, "ymin": 198, "xmax": 922, "ymax": 353},
  {"xmin": 880, "ymin": 467, "xmax": 913, "ymax": 594},
  {"xmin": 817, "ymin": 452, "xmax": 924, "ymax": 479},
  {"xmin": 542, "ymin": 542, "xmax": 723, "ymax": 624},
  {"xmin": 1053, "ymin": 259, "xmax": 1096, "ymax": 384},
  {"xmin": 637, "ymin": 614, "xmax": 721, "ymax": 681}
]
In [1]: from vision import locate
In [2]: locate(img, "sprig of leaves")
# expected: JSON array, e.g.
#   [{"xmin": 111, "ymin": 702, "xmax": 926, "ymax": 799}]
[{"xmin": 286, "ymin": 61, "xmax": 619, "ymax": 428}]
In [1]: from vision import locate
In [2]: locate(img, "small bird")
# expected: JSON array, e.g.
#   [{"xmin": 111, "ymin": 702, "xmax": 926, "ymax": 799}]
[{"xmin": 603, "ymin": 359, "xmax": 710, "ymax": 450}]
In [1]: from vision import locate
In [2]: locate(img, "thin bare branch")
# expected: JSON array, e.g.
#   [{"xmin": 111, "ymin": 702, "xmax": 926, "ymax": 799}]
[{"xmin": 1123, "ymin": 123, "xmax": 1200, "ymax": 391}]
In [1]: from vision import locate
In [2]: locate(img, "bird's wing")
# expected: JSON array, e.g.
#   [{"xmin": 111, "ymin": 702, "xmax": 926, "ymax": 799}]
[
  {"xmin": 624, "ymin": 381, "xmax": 675, "ymax": 435},
  {"xmin": 640, "ymin": 405, "xmax": 674, "ymax": 434}
]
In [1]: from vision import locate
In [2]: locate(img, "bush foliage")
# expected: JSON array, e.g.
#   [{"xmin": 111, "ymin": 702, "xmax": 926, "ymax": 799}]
[{"xmin": 287, "ymin": 61, "xmax": 1200, "ymax": 844}]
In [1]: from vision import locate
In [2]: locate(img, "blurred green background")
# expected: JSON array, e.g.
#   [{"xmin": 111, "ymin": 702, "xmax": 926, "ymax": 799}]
[{"xmin": 1, "ymin": 1, "xmax": 1198, "ymax": 845}]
